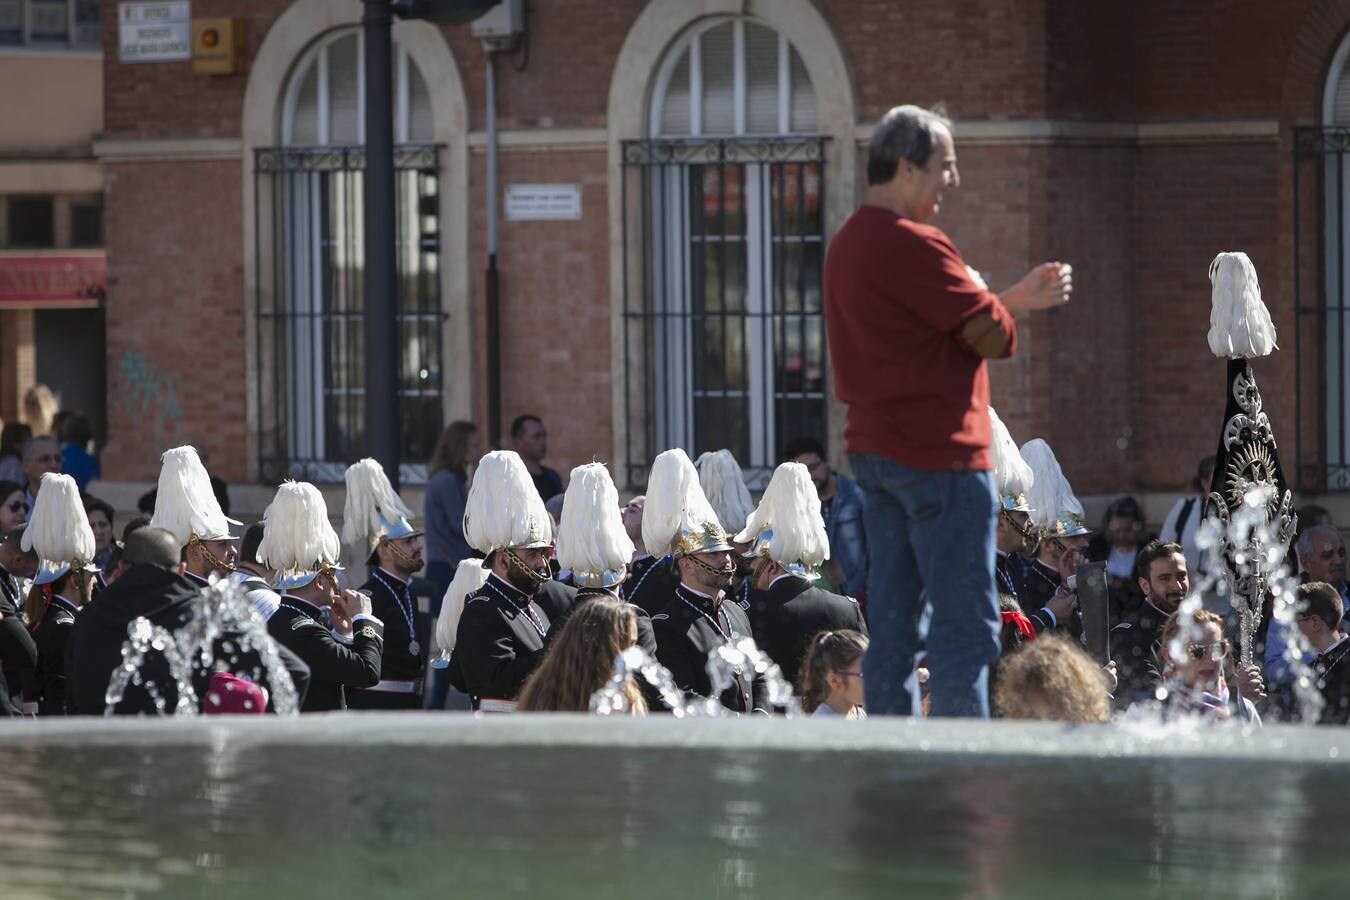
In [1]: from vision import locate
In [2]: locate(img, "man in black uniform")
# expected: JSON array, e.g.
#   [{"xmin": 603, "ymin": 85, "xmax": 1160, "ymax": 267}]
[
  {"xmin": 645, "ymin": 449, "xmax": 768, "ymax": 714},
  {"xmin": 450, "ymin": 450, "xmax": 559, "ymax": 711},
  {"xmin": 149, "ymin": 446, "xmax": 242, "ymax": 592},
  {"xmin": 1296, "ymin": 581, "xmax": 1350, "ymax": 724},
  {"xmin": 0, "ymin": 526, "xmax": 39, "ymax": 715},
  {"xmin": 627, "ymin": 494, "xmax": 683, "ymax": 617},
  {"xmin": 553, "ymin": 463, "xmax": 660, "ymax": 675},
  {"xmin": 259, "ymin": 481, "xmax": 383, "ymax": 712},
  {"xmin": 1015, "ymin": 438, "xmax": 1090, "ymax": 638},
  {"xmin": 988, "ymin": 410, "xmax": 1074, "ymax": 635},
  {"xmin": 24, "ymin": 473, "xmax": 99, "ymax": 715},
  {"xmin": 736, "ymin": 461, "xmax": 868, "ymax": 690},
  {"xmin": 342, "ymin": 458, "xmax": 429, "ymax": 710},
  {"xmin": 1110, "ymin": 540, "xmax": 1188, "ymax": 708},
  {"xmin": 67, "ymin": 526, "xmax": 312, "ymax": 715}
]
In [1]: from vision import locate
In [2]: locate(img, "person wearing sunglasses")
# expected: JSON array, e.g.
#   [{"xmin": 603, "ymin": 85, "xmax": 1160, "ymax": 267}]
[
  {"xmin": 1157, "ymin": 608, "xmax": 1261, "ymax": 725},
  {"xmin": 1294, "ymin": 581, "xmax": 1350, "ymax": 724},
  {"xmin": 0, "ymin": 480, "xmax": 27, "ymax": 535}
]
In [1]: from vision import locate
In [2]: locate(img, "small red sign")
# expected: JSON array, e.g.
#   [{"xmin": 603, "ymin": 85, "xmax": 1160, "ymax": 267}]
[{"xmin": 0, "ymin": 251, "xmax": 107, "ymax": 308}]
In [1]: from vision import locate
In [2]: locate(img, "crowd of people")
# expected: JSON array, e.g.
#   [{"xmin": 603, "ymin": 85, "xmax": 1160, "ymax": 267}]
[{"xmin": 2, "ymin": 103, "xmax": 1345, "ymax": 726}]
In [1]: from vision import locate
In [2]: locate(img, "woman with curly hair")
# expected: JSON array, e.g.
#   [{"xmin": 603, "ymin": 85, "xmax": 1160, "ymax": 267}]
[
  {"xmin": 993, "ymin": 634, "xmax": 1111, "ymax": 723},
  {"xmin": 517, "ymin": 595, "xmax": 646, "ymax": 714}
]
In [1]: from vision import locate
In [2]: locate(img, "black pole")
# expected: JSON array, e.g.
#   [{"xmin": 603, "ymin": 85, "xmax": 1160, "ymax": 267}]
[
  {"xmin": 484, "ymin": 49, "xmax": 502, "ymax": 449},
  {"xmin": 363, "ymin": 0, "xmax": 401, "ymax": 487}
]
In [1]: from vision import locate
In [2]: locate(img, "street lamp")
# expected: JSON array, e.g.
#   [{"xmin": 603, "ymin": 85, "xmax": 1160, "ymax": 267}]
[{"xmin": 362, "ymin": 0, "xmax": 497, "ymax": 489}]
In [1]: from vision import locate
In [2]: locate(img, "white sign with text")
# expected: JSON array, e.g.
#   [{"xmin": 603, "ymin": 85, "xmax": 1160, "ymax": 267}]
[
  {"xmin": 118, "ymin": 1, "xmax": 191, "ymax": 63},
  {"xmin": 504, "ymin": 184, "xmax": 582, "ymax": 221}
]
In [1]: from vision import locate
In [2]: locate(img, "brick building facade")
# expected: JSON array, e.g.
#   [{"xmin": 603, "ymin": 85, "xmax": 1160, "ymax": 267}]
[{"xmin": 87, "ymin": 0, "xmax": 1350, "ymax": 508}]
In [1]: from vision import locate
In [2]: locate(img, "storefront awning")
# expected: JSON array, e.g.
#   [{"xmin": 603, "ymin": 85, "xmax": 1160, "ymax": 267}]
[{"xmin": 0, "ymin": 250, "xmax": 106, "ymax": 309}]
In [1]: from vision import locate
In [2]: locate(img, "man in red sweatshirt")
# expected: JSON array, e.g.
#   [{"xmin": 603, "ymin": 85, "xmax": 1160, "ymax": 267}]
[{"xmin": 824, "ymin": 104, "xmax": 1072, "ymax": 717}]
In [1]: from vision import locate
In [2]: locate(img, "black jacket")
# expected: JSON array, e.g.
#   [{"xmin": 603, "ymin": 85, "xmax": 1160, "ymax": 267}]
[
  {"xmin": 1009, "ymin": 556, "xmax": 1083, "ymax": 638},
  {"xmin": 623, "ymin": 556, "xmax": 680, "ymax": 616},
  {"xmin": 745, "ymin": 576, "xmax": 868, "ymax": 690},
  {"xmin": 67, "ymin": 565, "xmax": 312, "ymax": 716},
  {"xmin": 448, "ymin": 574, "xmax": 551, "ymax": 706},
  {"xmin": 346, "ymin": 569, "xmax": 429, "ymax": 710},
  {"xmin": 0, "ymin": 563, "xmax": 38, "ymax": 709},
  {"xmin": 268, "ymin": 596, "xmax": 383, "ymax": 712},
  {"xmin": 534, "ymin": 578, "xmax": 577, "ymax": 626},
  {"xmin": 651, "ymin": 584, "xmax": 768, "ymax": 713},
  {"xmin": 1315, "ymin": 637, "xmax": 1350, "ymax": 724},
  {"xmin": 1110, "ymin": 600, "xmax": 1169, "ymax": 708},
  {"xmin": 34, "ymin": 595, "xmax": 78, "ymax": 716}
]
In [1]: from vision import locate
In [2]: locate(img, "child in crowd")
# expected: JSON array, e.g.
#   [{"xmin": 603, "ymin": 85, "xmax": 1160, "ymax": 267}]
[{"xmin": 800, "ymin": 629, "xmax": 868, "ymax": 718}]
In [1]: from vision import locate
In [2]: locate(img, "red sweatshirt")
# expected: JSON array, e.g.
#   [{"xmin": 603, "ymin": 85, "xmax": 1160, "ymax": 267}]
[{"xmin": 823, "ymin": 205, "xmax": 1017, "ymax": 473}]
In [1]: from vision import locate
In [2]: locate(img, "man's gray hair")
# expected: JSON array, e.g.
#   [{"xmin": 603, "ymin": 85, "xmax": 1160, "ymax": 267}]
[
  {"xmin": 20, "ymin": 435, "xmax": 57, "ymax": 461},
  {"xmin": 867, "ymin": 104, "xmax": 952, "ymax": 186},
  {"xmin": 1297, "ymin": 524, "xmax": 1342, "ymax": 566}
]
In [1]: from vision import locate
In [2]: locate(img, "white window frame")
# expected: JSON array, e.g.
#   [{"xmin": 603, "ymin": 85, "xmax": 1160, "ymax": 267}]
[{"xmin": 647, "ymin": 17, "xmax": 818, "ymax": 477}]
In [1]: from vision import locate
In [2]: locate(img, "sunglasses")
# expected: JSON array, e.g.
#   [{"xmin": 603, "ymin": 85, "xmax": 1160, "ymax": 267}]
[
  {"xmin": 1185, "ymin": 640, "xmax": 1230, "ymax": 662},
  {"xmin": 6, "ymin": 501, "xmax": 28, "ymax": 514}
]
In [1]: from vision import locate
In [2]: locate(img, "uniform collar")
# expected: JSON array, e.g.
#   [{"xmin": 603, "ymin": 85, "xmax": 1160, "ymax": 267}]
[
  {"xmin": 280, "ymin": 594, "xmax": 324, "ymax": 619},
  {"xmin": 49, "ymin": 594, "xmax": 79, "ymax": 616},
  {"xmin": 676, "ymin": 582, "xmax": 723, "ymax": 610},
  {"xmin": 487, "ymin": 572, "xmax": 531, "ymax": 604},
  {"xmin": 185, "ymin": 571, "xmax": 212, "ymax": 588},
  {"xmin": 373, "ymin": 567, "xmax": 412, "ymax": 590}
]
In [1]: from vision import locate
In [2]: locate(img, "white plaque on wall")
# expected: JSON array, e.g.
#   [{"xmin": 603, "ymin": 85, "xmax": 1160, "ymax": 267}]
[
  {"xmin": 504, "ymin": 184, "xmax": 582, "ymax": 221},
  {"xmin": 118, "ymin": 1, "xmax": 191, "ymax": 63}
]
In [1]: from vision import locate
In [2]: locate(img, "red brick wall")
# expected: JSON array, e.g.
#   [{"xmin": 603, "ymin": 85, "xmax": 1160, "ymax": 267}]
[
  {"xmin": 102, "ymin": 160, "xmax": 248, "ymax": 482},
  {"xmin": 95, "ymin": 0, "xmax": 1350, "ymax": 496}
]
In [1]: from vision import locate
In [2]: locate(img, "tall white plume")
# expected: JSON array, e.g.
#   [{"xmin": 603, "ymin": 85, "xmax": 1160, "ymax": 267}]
[
  {"xmin": 695, "ymin": 449, "xmax": 756, "ymax": 535},
  {"xmin": 1208, "ymin": 251, "xmax": 1277, "ymax": 359},
  {"xmin": 341, "ymin": 457, "xmax": 414, "ymax": 550},
  {"xmin": 21, "ymin": 473, "xmax": 94, "ymax": 565},
  {"xmin": 734, "ymin": 462, "xmax": 829, "ymax": 568},
  {"xmin": 555, "ymin": 463, "xmax": 634, "ymax": 580},
  {"xmin": 435, "ymin": 558, "xmax": 489, "ymax": 656},
  {"xmin": 989, "ymin": 407, "xmax": 1034, "ymax": 501},
  {"xmin": 463, "ymin": 450, "xmax": 554, "ymax": 555},
  {"xmin": 149, "ymin": 445, "xmax": 239, "ymax": 545},
  {"xmin": 1020, "ymin": 439, "xmax": 1083, "ymax": 529},
  {"xmin": 256, "ymin": 481, "xmax": 341, "ymax": 575}
]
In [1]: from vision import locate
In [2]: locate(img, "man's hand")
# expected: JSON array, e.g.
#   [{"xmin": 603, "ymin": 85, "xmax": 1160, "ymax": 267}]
[
  {"xmin": 1233, "ymin": 663, "xmax": 1266, "ymax": 702},
  {"xmin": 1101, "ymin": 661, "xmax": 1118, "ymax": 694},
  {"xmin": 1000, "ymin": 262, "xmax": 1073, "ymax": 314},
  {"xmin": 1046, "ymin": 585, "xmax": 1076, "ymax": 624},
  {"xmin": 1055, "ymin": 545, "xmax": 1083, "ymax": 583}
]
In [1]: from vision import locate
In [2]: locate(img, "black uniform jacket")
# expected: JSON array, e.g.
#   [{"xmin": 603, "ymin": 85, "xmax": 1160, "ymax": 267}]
[
  {"xmin": 67, "ymin": 565, "xmax": 312, "ymax": 715},
  {"xmin": 746, "ymin": 575, "xmax": 868, "ymax": 689},
  {"xmin": 1315, "ymin": 636, "xmax": 1350, "ymax": 724},
  {"xmin": 268, "ymin": 595, "xmax": 383, "ymax": 712},
  {"xmin": 0, "ymin": 563, "xmax": 39, "ymax": 709},
  {"xmin": 651, "ymin": 584, "xmax": 768, "ymax": 713},
  {"xmin": 346, "ymin": 569, "xmax": 430, "ymax": 710},
  {"xmin": 623, "ymin": 555, "xmax": 680, "ymax": 616},
  {"xmin": 34, "ymin": 595, "xmax": 78, "ymax": 715},
  {"xmin": 1010, "ymin": 556, "xmax": 1084, "ymax": 637},
  {"xmin": 534, "ymin": 578, "xmax": 577, "ymax": 626},
  {"xmin": 1110, "ymin": 600, "xmax": 1168, "ymax": 709},
  {"xmin": 448, "ymin": 573, "xmax": 551, "ymax": 706}
]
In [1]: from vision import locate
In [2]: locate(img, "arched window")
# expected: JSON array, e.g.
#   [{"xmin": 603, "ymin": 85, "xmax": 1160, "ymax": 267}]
[
  {"xmin": 254, "ymin": 29, "xmax": 444, "ymax": 483},
  {"xmin": 621, "ymin": 17, "xmax": 825, "ymax": 486}
]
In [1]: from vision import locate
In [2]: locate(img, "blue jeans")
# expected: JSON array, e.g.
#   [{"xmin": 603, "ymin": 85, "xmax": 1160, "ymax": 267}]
[{"xmin": 849, "ymin": 454, "xmax": 1000, "ymax": 718}]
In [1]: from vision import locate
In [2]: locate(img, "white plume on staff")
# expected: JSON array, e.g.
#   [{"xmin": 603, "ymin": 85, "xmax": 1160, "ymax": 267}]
[
  {"xmin": 1208, "ymin": 251, "xmax": 1276, "ymax": 359},
  {"xmin": 555, "ymin": 463, "xmax": 634, "ymax": 587},
  {"xmin": 22, "ymin": 473, "xmax": 95, "ymax": 572},
  {"xmin": 734, "ymin": 461, "xmax": 829, "ymax": 573},
  {"xmin": 989, "ymin": 406, "xmax": 1034, "ymax": 504},
  {"xmin": 341, "ymin": 457, "xmax": 416, "ymax": 551},
  {"xmin": 256, "ymin": 481, "xmax": 341, "ymax": 578},
  {"xmin": 695, "ymin": 449, "xmax": 755, "ymax": 536},
  {"xmin": 463, "ymin": 450, "xmax": 554, "ymax": 555},
  {"xmin": 434, "ymin": 558, "xmax": 489, "ymax": 658}
]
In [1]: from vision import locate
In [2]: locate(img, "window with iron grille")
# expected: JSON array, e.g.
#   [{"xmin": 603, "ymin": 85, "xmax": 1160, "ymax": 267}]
[
  {"xmin": 620, "ymin": 17, "xmax": 826, "ymax": 490},
  {"xmin": 253, "ymin": 29, "xmax": 445, "ymax": 484}
]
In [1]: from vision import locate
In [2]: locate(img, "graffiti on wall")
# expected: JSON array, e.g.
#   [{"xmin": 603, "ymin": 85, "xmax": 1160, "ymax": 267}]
[{"xmin": 118, "ymin": 349, "xmax": 185, "ymax": 451}]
